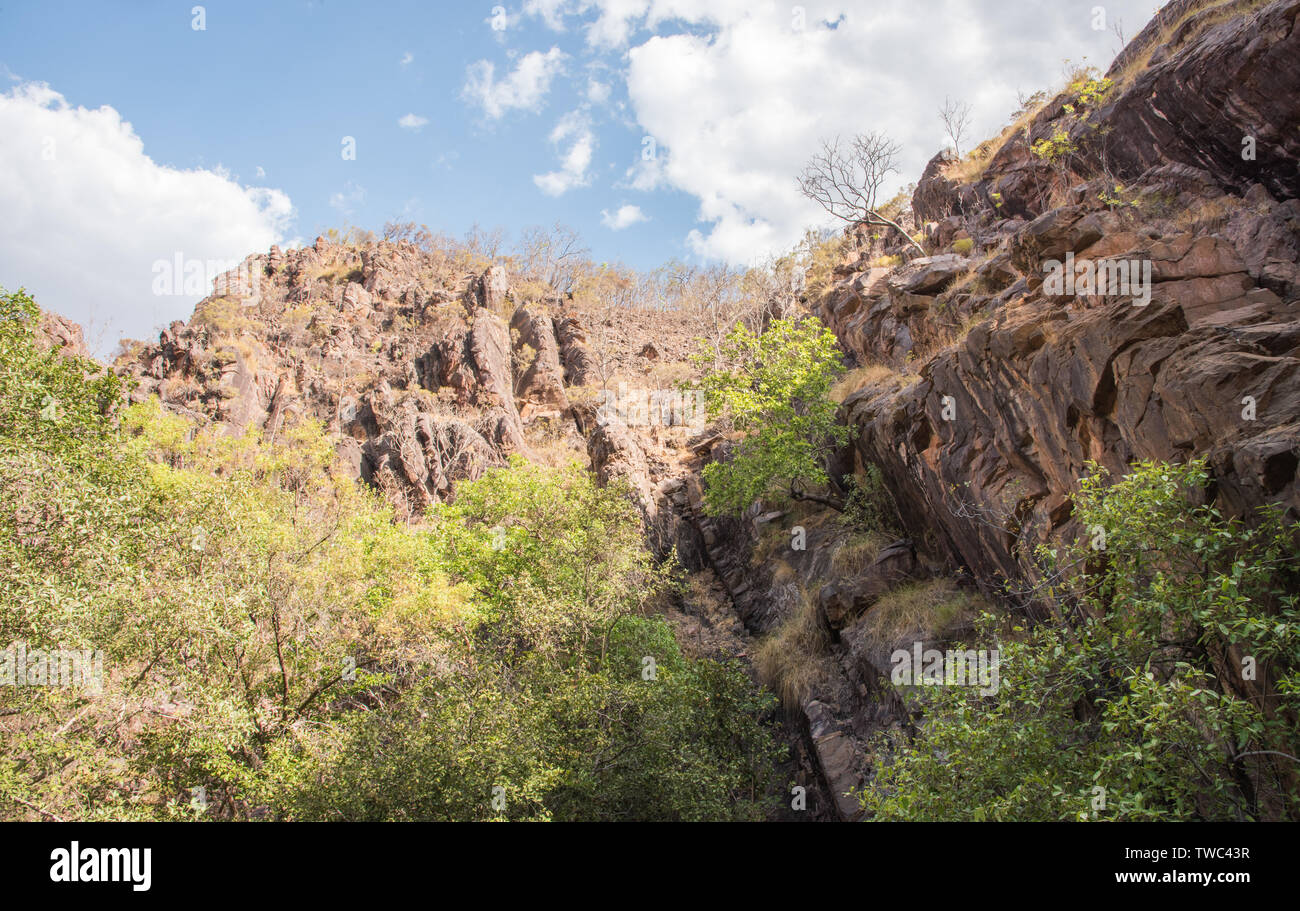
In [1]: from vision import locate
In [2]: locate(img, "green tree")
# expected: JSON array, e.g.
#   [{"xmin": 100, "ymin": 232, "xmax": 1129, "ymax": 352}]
[
  {"xmin": 694, "ymin": 316, "xmax": 848, "ymax": 516},
  {"xmin": 859, "ymin": 460, "xmax": 1300, "ymax": 821},
  {"xmin": 1, "ymin": 289, "xmax": 780, "ymax": 822},
  {"xmin": 266, "ymin": 457, "xmax": 781, "ymax": 821}
]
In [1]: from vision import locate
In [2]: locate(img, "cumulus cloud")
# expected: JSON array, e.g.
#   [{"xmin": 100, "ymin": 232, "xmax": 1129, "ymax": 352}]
[
  {"xmin": 519, "ymin": 0, "xmax": 1157, "ymax": 263},
  {"xmin": 600, "ymin": 204, "xmax": 648, "ymax": 229},
  {"xmin": 398, "ymin": 113, "xmax": 429, "ymax": 130},
  {"xmin": 0, "ymin": 82, "xmax": 293, "ymax": 354},
  {"xmin": 399, "ymin": 51, "xmax": 414, "ymax": 67},
  {"xmin": 523, "ymin": 0, "xmax": 577, "ymax": 31},
  {"xmin": 533, "ymin": 110, "xmax": 595, "ymax": 196},
  {"xmin": 462, "ymin": 47, "xmax": 567, "ymax": 119}
]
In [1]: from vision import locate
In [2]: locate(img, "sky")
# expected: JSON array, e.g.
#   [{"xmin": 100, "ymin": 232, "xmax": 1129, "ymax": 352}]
[{"xmin": 0, "ymin": 0, "xmax": 1161, "ymax": 353}]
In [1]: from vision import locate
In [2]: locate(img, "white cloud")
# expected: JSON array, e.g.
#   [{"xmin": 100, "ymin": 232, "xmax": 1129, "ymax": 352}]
[
  {"xmin": 398, "ymin": 113, "xmax": 430, "ymax": 130},
  {"xmin": 600, "ymin": 204, "xmax": 648, "ymax": 229},
  {"xmin": 522, "ymin": 0, "xmax": 754, "ymax": 48},
  {"xmin": 0, "ymin": 82, "xmax": 292, "ymax": 354},
  {"xmin": 602, "ymin": 0, "xmax": 1160, "ymax": 263},
  {"xmin": 619, "ymin": 151, "xmax": 664, "ymax": 192},
  {"xmin": 533, "ymin": 110, "xmax": 595, "ymax": 196},
  {"xmin": 582, "ymin": 0, "xmax": 652, "ymax": 48},
  {"xmin": 587, "ymin": 79, "xmax": 611, "ymax": 103},
  {"xmin": 462, "ymin": 47, "xmax": 567, "ymax": 119},
  {"xmin": 399, "ymin": 51, "xmax": 414, "ymax": 67},
  {"xmin": 523, "ymin": 0, "xmax": 577, "ymax": 31},
  {"xmin": 328, "ymin": 181, "xmax": 366, "ymax": 215},
  {"xmin": 255, "ymin": 165, "xmax": 266, "ymax": 178}
]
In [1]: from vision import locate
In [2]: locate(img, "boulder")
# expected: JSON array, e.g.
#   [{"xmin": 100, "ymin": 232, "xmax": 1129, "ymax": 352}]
[{"xmin": 818, "ymin": 540, "xmax": 918, "ymax": 629}]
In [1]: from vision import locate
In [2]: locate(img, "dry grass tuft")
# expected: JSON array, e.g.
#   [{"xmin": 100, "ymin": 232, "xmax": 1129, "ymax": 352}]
[
  {"xmin": 522, "ymin": 423, "xmax": 588, "ymax": 469},
  {"xmin": 754, "ymin": 585, "xmax": 835, "ymax": 713},
  {"xmin": 855, "ymin": 578, "xmax": 986, "ymax": 649},
  {"xmin": 830, "ymin": 531, "xmax": 890, "ymax": 575},
  {"xmin": 772, "ymin": 560, "xmax": 797, "ymax": 585},
  {"xmin": 831, "ymin": 364, "xmax": 900, "ymax": 403},
  {"xmin": 1172, "ymin": 195, "xmax": 1241, "ymax": 234}
]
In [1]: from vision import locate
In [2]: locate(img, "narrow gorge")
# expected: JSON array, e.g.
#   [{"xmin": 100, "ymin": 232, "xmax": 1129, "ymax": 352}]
[{"xmin": 5, "ymin": 0, "xmax": 1299, "ymax": 826}]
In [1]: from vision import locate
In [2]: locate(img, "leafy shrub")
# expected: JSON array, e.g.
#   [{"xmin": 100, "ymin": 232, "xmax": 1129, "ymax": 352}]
[
  {"xmin": 1031, "ymin": 128, "xmax": 1078, "ymax": 163},
  {"xmin": 0, "ymin": 288, "xmax": 780, "ymax": 821},
  {"xmin": 841, "ymin": 464, "xmax": 899, "ymax": 533},
  {"xmin": 694, "ymin": 317, "xmax": 848, "ymax": 516},
  {"xmin": 860, "ymin": 460, "xmax": 1300, "ymax": 821}
]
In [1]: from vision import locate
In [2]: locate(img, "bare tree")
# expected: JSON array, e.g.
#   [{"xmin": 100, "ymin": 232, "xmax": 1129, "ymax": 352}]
[
  {"xmin": 382, "ymin": 220, "xmax": 436, "ymax": 249},
  {"xmin": 515, "ymin": 222, "xmax": 590, "ymax": 296},
  {"xmin": 462, "ymin": 223, "xmax": 506, "ymax": 261},
  {"xmin": 742, "ymin": 254, "xmax": 804, "ymax": 323},
  {"xmin": 938, "ymin": 96, "xmax": 973, "ymax": 159},
  {"xmin": 1110, "ymin": 18, "xmax": 1126, "ymax": 58},
  {"xmin": 695, "ymin": 263, "xmax": 757, "ymax": 363},
  {"xmin": 797, "ymin": 133, "xmax": 925, "ymax": 256}
]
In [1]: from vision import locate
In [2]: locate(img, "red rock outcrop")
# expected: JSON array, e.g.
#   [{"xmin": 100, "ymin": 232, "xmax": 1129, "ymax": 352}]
[{"xmin": 816, "ymin": 0, "xmax": 1300, "ymax": 597}]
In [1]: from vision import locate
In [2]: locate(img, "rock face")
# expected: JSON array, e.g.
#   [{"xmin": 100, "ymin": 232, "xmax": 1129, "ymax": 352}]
[
  {"xmin": 819, "ymin": 541, "xmax": 917, "ymax": 629},
  {"xmin": 34, "ymin": 312, "xmax": 91, "ymax": 359},
  {"xmin": 554, "ymin": 314, "xmax": 598, "ymax": 386},
  {"xmin": 96, "ymin": 0, "xmax": 1299, "ymax": 821},
  {"xmin": 113, "ymin": 241, "xmax": 606, "ymax": 517},
  {"xmin": 353, "ymin": 390, "xmax": 499, "ymax": 513},
  {"xmin": 112, "ymin": 234, "xmax": 690, "ymax": 537},
  {"xmin": 510, "ymin": 307, "xmax": 571, "ymax": 417},
  {"xmin": 813, "ymin": 1, "xmax": 1300, "ymax": 597},
  {"xmin": 1087, "ymin": 0, "xmax": 1300, "ymax": 203},
  {"xmin": 587, "ymin": 416, "xmax": 657, "ymax": 521},
  {"xmin": 838, "ymin": 212, "xmax": 1298, "ymax": 597}
]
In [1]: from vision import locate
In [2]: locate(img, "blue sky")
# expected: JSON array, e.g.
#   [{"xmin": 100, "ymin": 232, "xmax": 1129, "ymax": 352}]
[
  {"xmin": 0, "ymin": 1, "xmax": 695, "ymax": 259},
  {"xmin": 0, "ymin": 0, "xmax": 1160, "ymax": 351}
]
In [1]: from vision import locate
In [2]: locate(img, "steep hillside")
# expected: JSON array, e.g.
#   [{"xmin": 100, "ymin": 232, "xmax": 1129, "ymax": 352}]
[
  {"xmin": 817, "ymin": 0, "xmax": 1299, "ymax": 592},
  {"xmin": 73, "ymin": 0, "xmax": 1300, "ymax": 822}
]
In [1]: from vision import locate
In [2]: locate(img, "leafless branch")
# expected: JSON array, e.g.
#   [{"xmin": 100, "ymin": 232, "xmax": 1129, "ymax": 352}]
[
  {"xmin": 797, "ymin": 133, "xmax": 925, "ymax": 255},
  {"xmin": 938, "ymin": 96, "xmax": 973, "ymax": 159}
]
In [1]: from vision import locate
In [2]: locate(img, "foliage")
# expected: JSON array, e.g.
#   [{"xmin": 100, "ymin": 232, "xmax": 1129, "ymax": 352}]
[
  {"xmin": 1031, "ymin": 127, "xmax": 1079, "ymax": 163},
  {"xmin": 1099, "ymin": 183, "xmax": 1140, "ymax": 210},
  {"xmin": 693, "ymin": 317, "xmax": 849, "ymax": 516},
  {"xmin": 841, "ymin": 464, "xmax": 899, "ymax": 534},
  {"xmin": 860, "ymin": 460, "xmax": 1300, "ymax": 821},
  {"xmin": 0, "ymin": 288, "xmax": 779, "ymax": 821},
  {"xmin": 1067, "ymin": 74, "xmax": 1113, "ymax": 110}
]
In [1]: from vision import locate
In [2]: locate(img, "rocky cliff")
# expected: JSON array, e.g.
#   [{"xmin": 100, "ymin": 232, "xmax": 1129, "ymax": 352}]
[
  {"xmin": 106, "ymin": 0, "xmax": 1300, "ymax": 820},
  {"xmin": 816, "ymin": 0, "xmax": 1299, "ymax": 598}
]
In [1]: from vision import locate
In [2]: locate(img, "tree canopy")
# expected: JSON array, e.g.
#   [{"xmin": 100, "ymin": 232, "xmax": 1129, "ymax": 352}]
[{"xmin": 694, "ymin": 316, "xmax": 848, "ymax": 516}]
